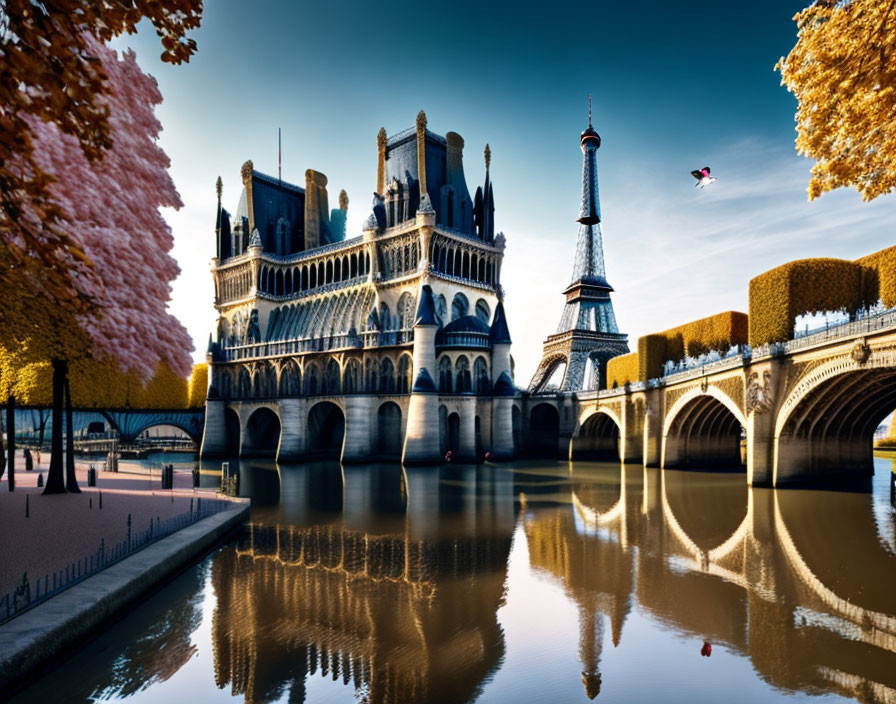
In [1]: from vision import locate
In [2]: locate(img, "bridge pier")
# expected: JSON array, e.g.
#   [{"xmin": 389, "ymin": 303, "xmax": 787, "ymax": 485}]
[
  {"xmin": 746, "ymin": 409, "xmax": 774, "ymax": 487},
  {"xmin": 621, "ymin": 396, "xmax": 644, "ymax": 464},
  {"xmin": 277, "ymin": 397, "xmax": 306, "ymax": 462},
  {"xmin": 642, "ymin": 390, "xmax": 663, "ymax": 467},
  {"xmin": 200, "ymin": 398, "xmax": 228, "ymax": 458},
  {"xmin": 490, "ymin": 398, "xmax": 515, "ymax": 460},
  {"xmin": 342, "ymin": 396, "xmax": 374, "ymax": 463}
]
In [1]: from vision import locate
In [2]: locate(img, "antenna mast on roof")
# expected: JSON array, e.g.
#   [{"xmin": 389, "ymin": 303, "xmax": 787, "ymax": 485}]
[
  {"xmin": 588, "ymin": 94, "xmax": 592, "ymax": 127},
  {"xmin": 278, "ymin": 127, "xmax": 282, "ymax": 183}
]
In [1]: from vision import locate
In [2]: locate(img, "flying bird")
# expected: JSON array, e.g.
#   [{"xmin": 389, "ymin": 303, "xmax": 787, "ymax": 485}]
[{"xmin": 691, "ymin": 166, "xmax": 717, "ymax": 188}]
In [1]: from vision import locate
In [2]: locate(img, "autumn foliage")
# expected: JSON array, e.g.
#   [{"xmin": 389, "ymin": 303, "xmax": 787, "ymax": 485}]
[
  {"xmin": 188, "ymin": 364, "xmax": 209, "ymax": 408},
  {"xmin": 748, "ymin": 244, "xmax": 896, "ymax": 346},
  {"xmin": 778, "ymin": 0, "xmax": 896, "ymax": 201},
  {"xmin": 606, "ymin": 312, "xmax": 748, "ymax": 386},
  {"xmin": 0, "ymin": 350, "xmax": 195, "ymax": 409},
  {"xmin": 606, "ymin": 353, "xmax": 639, "ymax": 389}
]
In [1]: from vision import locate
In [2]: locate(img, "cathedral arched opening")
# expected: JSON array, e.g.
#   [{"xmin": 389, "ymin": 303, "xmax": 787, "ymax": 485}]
[
  {"xmin": 308, "ymin": 402, "xmax": 345, "ymax": 458},
  {"xmin": 377, "ymin": 402, "xmax": 403, "ymax": 460},
  {"xmin": 571, "ymin": 412, "xmax": 620, "ymax": 461},
  {"xmin": 243, "ymin": 408, "xmax": 281, "ymax": 458},
  {"xmin": 512, "ymin": 405, "xmax": 523, "ymax": 456},
  {"xmin": 775, "ymin": 368, "xmax": 896, "ymax": 485},
  {"xmin": 529, "ymin": 403, "xmax": 560, "ymax": 457},
  {"xmin": 444, "ymin": 411, "xmax": 461, "ymax": 455},
  {"xmin": 664, "ymin": 395, "xmax": 745, "ymax": 471}
]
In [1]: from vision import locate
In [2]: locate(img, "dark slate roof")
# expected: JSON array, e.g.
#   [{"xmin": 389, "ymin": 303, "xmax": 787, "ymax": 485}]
[
  {"xmin": 489, "ymin": 301, "xmax": 512, "ymax": 344},
  {"xmin": 441, "ymin": 315, "xmax": 490, "ymax": 335},
  {"xmin": 493, "ymin": 370, "xmax": 515, "ymax": 396},
  {"xmin": 414, "ymin": 285, "xmax": 438, "ymax": 326},
  {"xmin": 412, "ymin": 367, "xmax": 437, "ymax": 393},
  {"xmin": 236, "ymin": 170, "xmax": 305, "ymax": 254}
]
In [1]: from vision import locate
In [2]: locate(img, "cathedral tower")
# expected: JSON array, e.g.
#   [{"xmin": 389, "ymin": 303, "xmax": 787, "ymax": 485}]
[{"xmin": 529, "ymin": 100, "xmax": 628, "ymax": 392}]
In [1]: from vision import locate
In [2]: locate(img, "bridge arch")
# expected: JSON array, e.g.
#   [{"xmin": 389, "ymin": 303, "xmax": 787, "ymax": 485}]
[
  {"xmin": 662, "ymin": 387, "xmax": 745, "ymax": 470},
  {"xmin": 241, "ymin": 407, "xmax": 281, "ymax": 458},
  {"xmin": 773, "ymin": 354, "xmax": 896, "ymax": 484},
  {"xmin": 570, "ymin": 407, "xmax": 623, "ymax": 461},
  {"xmin": 376, "ymin": 401, "xmax": 403, "ymax": 459}
]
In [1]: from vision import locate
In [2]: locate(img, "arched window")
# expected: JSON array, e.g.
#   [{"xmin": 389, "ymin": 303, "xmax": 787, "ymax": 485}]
[
  {"xmin": 305, "ymin": 363, "xmax": 320, "ymax": 396},
  {"xmin": 451, "ymin": 292, "xmax": 469, "ymax": 321},
  {"xmin": 275, "ymin": 217, "xmax": 291, "ymax": 255},
  {"xmin": 475, "ymin": 299, "xmax": 491, "ymax": 324},
  {"xmin": 365, "ymin": 358, "xmax": 378, "ymax": 393},
  {"xmin": 379, "ymin": 358, "xmax": 396, "ymax": 394},
  {"xmin": 380, "ymin": 302, "xmax": 395, "ymax": 331},
  {"xmin": 474, "ymin": 356, "xmax": 489, "ymax": 395},
  {"xmin": 397, "ymin": 355, "xmax": 412, "ymax": 394},
  {"xmin": 438, "ymin": 356, "xmax": 453, "ymax": 393},
  {"xmin": 455, "ymin": 355, "xmax": 472, "ymax": 393},
  {"xmin": 239, "ymin": 367, "xmax": 251, "ymax": 398},
  {"xmin": 435, "ymin": 294, "xmax": 448, "ymax": 326},
  {"xmin": 343, "ymin": 358, "xmax": 361, "ymax": 394},
  {"xmin": 397, "ymin": 292, "xmax": 415, "ymax": 330},
  {"xmin": 324, "ymin": 359, "xmax": 340, "ymax": 395}
]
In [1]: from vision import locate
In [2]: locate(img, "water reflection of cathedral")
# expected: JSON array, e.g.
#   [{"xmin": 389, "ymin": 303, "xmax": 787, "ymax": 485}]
[{"xmin": 211, "ymin": 464, "xmax": 515, "ymax": 704}]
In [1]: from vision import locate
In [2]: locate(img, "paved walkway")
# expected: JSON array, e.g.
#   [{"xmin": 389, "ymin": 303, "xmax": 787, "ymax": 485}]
[{"xmin": 0, "ymin": 451, "xmax": 221, "ymax": 601}]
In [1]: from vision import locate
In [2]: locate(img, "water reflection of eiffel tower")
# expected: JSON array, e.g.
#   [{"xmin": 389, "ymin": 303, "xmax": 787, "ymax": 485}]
[{"xmin": 523, "ymin": 469, "xmax": 633, "ymax": 699}]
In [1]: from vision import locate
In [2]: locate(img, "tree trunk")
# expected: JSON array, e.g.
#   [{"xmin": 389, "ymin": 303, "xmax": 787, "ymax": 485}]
[
  {"xmin": 43, "ymin": 358, "xmax": 67, "ymax": 494},
  {"xmin": 64, "ymin": 371, "xmax": 80, "ymax": 493},
  {"xmin": 6, "ymin": 395, "xmax": 14, "ymax": 491}
]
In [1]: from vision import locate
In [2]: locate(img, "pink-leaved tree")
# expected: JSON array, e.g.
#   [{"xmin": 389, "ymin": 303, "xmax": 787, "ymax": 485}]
[{"xmin": 14, "ymin": 38, "xmax": 194, "ymax": 494}]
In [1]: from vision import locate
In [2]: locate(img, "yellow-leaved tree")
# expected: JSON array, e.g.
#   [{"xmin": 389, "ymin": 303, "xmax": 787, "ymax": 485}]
[{"xmin": 778, "ymin": 0, "xmax": 896, "ymax": 201}]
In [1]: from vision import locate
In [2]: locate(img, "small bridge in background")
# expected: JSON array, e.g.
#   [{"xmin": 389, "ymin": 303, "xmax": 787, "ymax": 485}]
[{"xmin": 16, "ymin": 407, "xmax": 205, "ymax": 444}]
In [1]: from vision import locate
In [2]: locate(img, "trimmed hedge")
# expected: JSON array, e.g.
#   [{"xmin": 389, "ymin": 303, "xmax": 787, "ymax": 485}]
[
  {"xmin": 749, "ymin": 258, "xmax": 863, "ymax": 346},
  {"xmin": 606, "ymin": 352, "xmax": 639, "ymax": 389},
  {"xmin": 605, "ymin": 311, "xmax": 748, "ymax": 386},
  {"xmin": 749, "ymin": 245, "xmax": 896, "ymax": 346},
  {"xmin": 856, "ymin": 245, "xmax": 896, "ymax": 308}
]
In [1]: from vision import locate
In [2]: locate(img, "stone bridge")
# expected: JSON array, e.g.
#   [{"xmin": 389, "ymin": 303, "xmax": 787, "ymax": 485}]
[{"xmin": 566, "ymin": 308, "xmax": 896, "ymax": 486}]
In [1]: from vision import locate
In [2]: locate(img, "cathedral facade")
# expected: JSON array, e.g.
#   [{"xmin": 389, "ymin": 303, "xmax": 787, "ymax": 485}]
[{"xmin": 200, "ymin": 111, "xmax": 517, "ymax": 464}]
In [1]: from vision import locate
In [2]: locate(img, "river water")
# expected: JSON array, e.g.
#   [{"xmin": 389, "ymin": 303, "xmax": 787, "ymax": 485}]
[{"xmin": 10, "ymin": 458, "xmax": 896, "ymax": 704}]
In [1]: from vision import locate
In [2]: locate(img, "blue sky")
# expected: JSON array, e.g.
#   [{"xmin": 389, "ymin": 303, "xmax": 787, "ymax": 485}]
[{"xmin": 114, "ymin": 1, "xmax": 896, "ymax": 382}]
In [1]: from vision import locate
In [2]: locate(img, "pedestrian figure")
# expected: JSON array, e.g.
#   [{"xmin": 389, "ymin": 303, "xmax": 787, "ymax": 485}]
[
  {"xmin": 24, "ymin": 448, "xmax": 33, "ymax": 471},
  {"xmin": 445, "ymin": 450, "xmax": 453, "ymax": 463},
  {"xmin": 701, "ymin": 641, "xmax": 712, "ymax": 657}
]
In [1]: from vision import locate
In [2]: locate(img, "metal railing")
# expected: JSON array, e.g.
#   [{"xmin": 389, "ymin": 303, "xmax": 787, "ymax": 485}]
[
  {"xmin": 592, "ymin": 305, "xmax": 896, "ymax": 397},
  {"xmin": 0, "ymin": 497, "xmax": 232, "ymax": 625},
  {"xmin": 222, "ymin": 328, "xmax": 414, "ymax": 361}
]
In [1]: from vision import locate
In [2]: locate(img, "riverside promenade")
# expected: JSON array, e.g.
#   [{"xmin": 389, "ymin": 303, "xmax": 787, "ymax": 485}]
[{"xmin": 0, "ymin": 452, "xmax": 248, "ymax": 694}]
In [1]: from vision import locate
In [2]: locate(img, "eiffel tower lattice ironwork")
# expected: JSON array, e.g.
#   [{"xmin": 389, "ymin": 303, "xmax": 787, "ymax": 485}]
[{"xmin": 529, "ymin": 100, "xmax": 629, "ymax": 393}]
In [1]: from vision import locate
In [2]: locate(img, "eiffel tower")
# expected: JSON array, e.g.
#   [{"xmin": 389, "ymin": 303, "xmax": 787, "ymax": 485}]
[{"xmin": 529, "ymin": 99, "xmax": 629, "ymax": 392}]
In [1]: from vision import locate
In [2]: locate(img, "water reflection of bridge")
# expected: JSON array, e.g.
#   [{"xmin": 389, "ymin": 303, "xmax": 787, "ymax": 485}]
[
  {"xmin": 521, "ymin": 462, "xmax": 896, "ymax": 703},
  {"xmin": 211, "ymin": 464, "xmax": 515, "ymax": 704}
]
